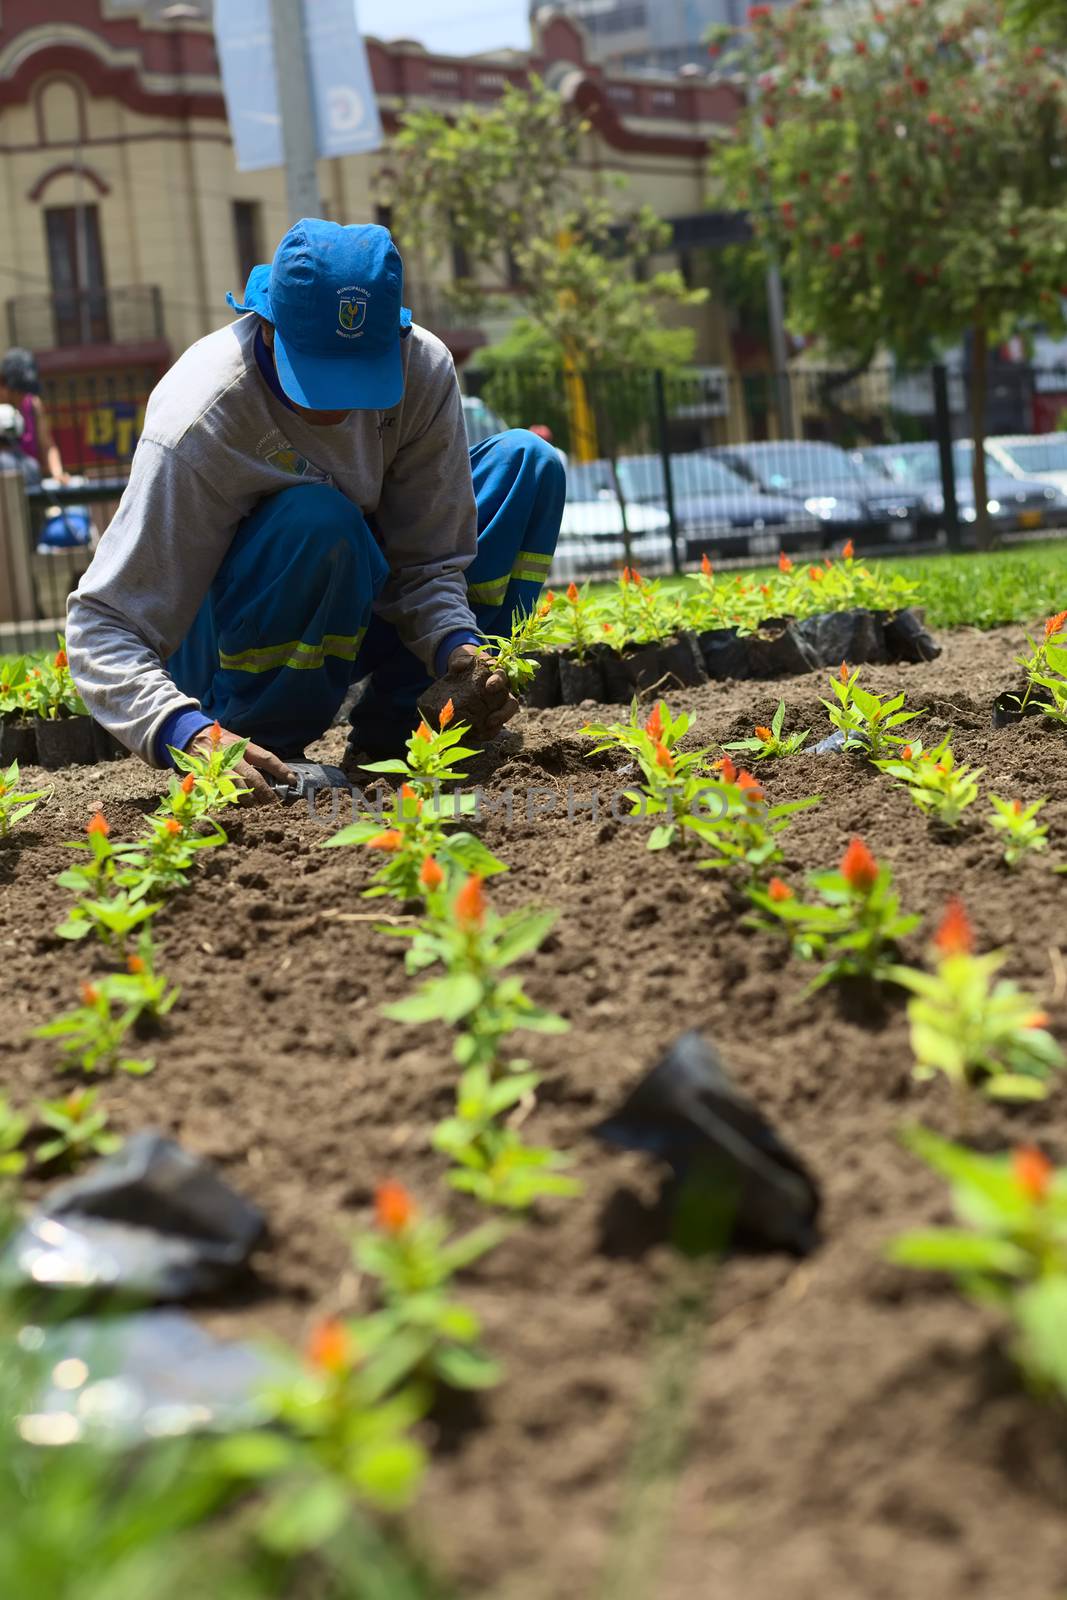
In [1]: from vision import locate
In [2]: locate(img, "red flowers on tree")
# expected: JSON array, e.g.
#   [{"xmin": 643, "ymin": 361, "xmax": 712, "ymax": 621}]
[{"xmin": 840, "ymin": 836, "xmax": 879, "ymax": 892}]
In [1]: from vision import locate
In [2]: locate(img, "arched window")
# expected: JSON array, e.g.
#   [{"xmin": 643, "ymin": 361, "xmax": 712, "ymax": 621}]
[{"xmin": 35, "ymin": 77, "xmax": 88, "ymax": 146}]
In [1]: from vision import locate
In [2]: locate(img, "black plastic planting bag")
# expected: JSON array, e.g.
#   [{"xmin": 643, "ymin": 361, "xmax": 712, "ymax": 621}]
[
  {"xmin": 629, "ymin": 634, "xmax": 707, "ymax": 695},
  {"xmin": 814, "ymin": 727, "xmax": 870, "ymax": 755},
  {"xmin": 594, "ymin": 1031, "xmax": 820, "ymax": 1255},
  {"xmin": 696, "ymin": 626, "xmax": 752, "ymax": 681},
  {"xmin": 883, "ymin": 607, "xmax": 941, "ymax": 663},
  {"xmin": 4, "ymin": 1132, "xmax": 267, "ymax": 1300},
  {"xmin": 0, "ymin": 718, "xmax": 37, "ymax": 765},
  {"xmin": 20, "ymin": 1312, "xmax": 284, "ymax": 1447},
  {"xmin": 559, "ymin": 652, "xmax": 607, "ymax": 705},
  {"xmin": 34, "ymin": 715, "xmax": 97, "ymax": 770},
  {"xmin": 795, "ymin": 609, "xmax": 888, "ymax": 668},
  {"xmin": 525, "ymin": 649, "xmax": 562, "ymax": 709},
  {"xmin": 744, "ymin": 618, "xmax": 821, "ymax": 680}
]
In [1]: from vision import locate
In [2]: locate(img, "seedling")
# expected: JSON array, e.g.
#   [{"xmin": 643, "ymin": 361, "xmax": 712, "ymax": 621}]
[
  {"xmin": 34, "ymin": 1088, "xmax": 121, "ymax": 1168},
  {"xmin": 55, "ymin": 889, "xmax": 162, "ymax": 952},
  {"xmin": 324, "ymin": 707, "xmax": 505, "ymax": 897},
  {"xmin": 351, "ymin": 1181, "xmax": 505, "ymax": 1394},
  {"xmin": 693, "ymin": 756, "xmax": 820, "ymax": 883},
  {"xmin": 889, "ymin": 1128, "xmax": 1067, "ymax": 1401},
  {"xmin": 125, "ymin": 812, "xmax": 227, "ymax": 895},
  {"xmin": 104, "ymin": 936, "xmax": 181, "ymax": 1024},
  {"xmin": 875, "ymin": 734, "xmax": 982, "ymax": 827},
  {"xmin": 0, "ymin": 1094, "xmax": 28, "ymax": 1179},
  {"xmin": 163, "ymin": 721, "xmax": 250, "ymax": 815},
  {"xmin": 484, "ymin": 596, "xmax": 558, "ymax": 694},
  {"xmin": 0, "ymin": 760, "xmax": 48, "ymax": 837},
  {"xmin": 559, "ymin": 580, "xmax": 594, "ymax": 660},
  {"xmin": 988, "ymin": 794, "xmax": 1050, "ymax": 868},
  {"xmin": 1013, "ymin": 610, "xmax": 1067, "ymax": 722},
  {"xmin": 749, "ymin": 836, "xmax": 919, "ymax": 989},
  {"xmin": 383, "ymin": 874, "xmax": 567, "ymax": 1073},
  {"xmin": 433, "ymin": 1064, "xmax": 582, "ymax": 1210},
  {"xmin": 821, "ymin": 666, "xmax": 923, "ymax": 758},
  {"xmin": 723, "ymin": 700, "xmax": 810, "ymax": 762},
  {"xmin": 889, "ymin": 900, "xmax": 1064, "ymax": 1102},
  {"xmin": 23, "ymin": 640, "xmax": 86, "ymax": 721},
  {"xmin": 34, "ymin": 976, "xmax": 160, "ymax": 1076}
]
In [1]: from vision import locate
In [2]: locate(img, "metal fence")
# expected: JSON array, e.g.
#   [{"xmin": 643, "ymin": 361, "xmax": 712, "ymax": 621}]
[{"xmin": 4, "ymin": 358, "xmax": 1067, "ymax": 657}]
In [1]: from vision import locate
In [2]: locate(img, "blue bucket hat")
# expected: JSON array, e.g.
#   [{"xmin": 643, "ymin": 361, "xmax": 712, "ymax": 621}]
[{"xmin": 227, "ymin": 218, "xmax": 413, "ymax": 411}]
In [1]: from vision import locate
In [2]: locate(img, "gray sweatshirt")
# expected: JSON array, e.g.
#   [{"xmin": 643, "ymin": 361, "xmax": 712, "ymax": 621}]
[{"xmin": 66, "ymin": 314, "xmax": 478, "ymax": 764}]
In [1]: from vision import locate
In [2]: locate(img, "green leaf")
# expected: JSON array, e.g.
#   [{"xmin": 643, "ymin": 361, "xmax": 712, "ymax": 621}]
[
  {"xmin": 260, "ymin": 1475, "xmax": 352, "ymax": 1554},
  {"xmin": 433, "ymin": 1343, "xmax": 503, "ymax": 1391},
  {"xmin": 493, "ymin": 909, "xmax": 557, "ymax": 966},
  {"xmin": 382, "ymin": 972, "xmax": 483, "ymax": 1024},
  {"xmin": 351, "ymin": 1436, "xmax": 427, "ymax": 1511},
  {"xmin": 886, "ymin": 1229, "xmax": 1030, "ymax": 1277}
]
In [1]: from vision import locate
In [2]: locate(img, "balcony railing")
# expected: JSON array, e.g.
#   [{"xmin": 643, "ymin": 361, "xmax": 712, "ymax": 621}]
[{"xmin": 5, "ymin": 285, "xmax": 164, "ymax": 351}]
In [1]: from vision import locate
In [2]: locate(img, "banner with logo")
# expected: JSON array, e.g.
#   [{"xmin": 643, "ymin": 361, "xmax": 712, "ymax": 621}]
[{"xmin": 215, "ymin": 0, "xmax": 382, "ymax": 173}]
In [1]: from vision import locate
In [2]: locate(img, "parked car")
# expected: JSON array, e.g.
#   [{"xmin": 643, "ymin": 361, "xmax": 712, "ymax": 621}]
[
  {"xmin": 985, "ymin": 433, "xmax": 1067, "ymax": 496},
  {"xmin": 610, "ymin": 452, "xmax": 819, "ymax": 561},
  {"xmin": 711, "ymin": 440, "xmax": 922, "ymax": 546},
  {"xmin": 552, "ymin": 461, "xmax": 674, "ymax": 580},
  {"xmin": 857, "ymin": 442, "xmax": 1067, "ymax": 535},
  {"xmin": 461, "ymin": 395, "xmax": 507, "ymax": 445}
]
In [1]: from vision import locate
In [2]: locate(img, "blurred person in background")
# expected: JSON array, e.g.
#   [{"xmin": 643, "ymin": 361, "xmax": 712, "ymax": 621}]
[
  {"xmin": 528, "ymin": 422, "xmax": 568, "ymax": 471},
  {"xmin": 0, "ymin": 347, "xmax": 69, "ymax": 484}
]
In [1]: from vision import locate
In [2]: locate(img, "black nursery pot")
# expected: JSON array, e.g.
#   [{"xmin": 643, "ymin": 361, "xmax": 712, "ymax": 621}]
[
  {"xmin": 795, "ymin": 608, "xmax": 887, "ymax": 668},
  {"xmin": 883, "ymin": 607, "xmax": 941, "ymax": 663},
  {"xmin": 34, "ymin": 714, "xmax": 97, "ymax": 769},
  {"xmin": 0, "ymin": 717, "xmax": 37, "ymax": 765},
  {"xmin": 991, "ymin": 684, "xmax": 1046, "ymax": 729},
  {"xmin": 558, "ymin": 650, "xmax": 607, "ymax": 705},
  {"xmin": 626, "ymin": 633, "xmax": 707, "ymax": 696},
  {"xmin": 599, "ymin": 647, "xmax": 637, "ymax": 704},
  {"xmin": 697, "ymin": 626, "xmax": 751, "ymax": 682},
  {"xmin": 745, "ymin": 618, "xmax": 821, "ymax": 679},
  {"xmin": 525, "ymin": 650, "xmax": 562, "ymax": 710}
]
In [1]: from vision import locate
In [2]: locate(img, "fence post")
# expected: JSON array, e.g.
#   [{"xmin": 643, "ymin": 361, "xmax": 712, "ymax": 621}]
[
  {"xmin": 653, "ymin": 370, "xmax": 682, "ymax": 575},
  {"xmin": 931, "ymin": 363, "xmax": 961, "ymax": 553},
  {"xmin": 0, "ymin": 469, "xmax": 36, "ymax": 634}
]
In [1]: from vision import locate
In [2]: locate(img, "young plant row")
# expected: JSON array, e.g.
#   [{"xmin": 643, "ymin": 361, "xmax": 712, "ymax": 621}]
[
  {"xmin": 0, "ymin": 642, "xmax": 84, "ymax": 726},
  {"xmin": 485, "ymin": 546, "xmax": 922, "ymax": 681}
]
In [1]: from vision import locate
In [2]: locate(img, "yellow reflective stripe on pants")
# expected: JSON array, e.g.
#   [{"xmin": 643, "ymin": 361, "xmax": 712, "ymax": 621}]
[
  {"xmin": 467, "ymin": 550, "xmax": 553, "ymax": 608},
  {"xmin": 219, "ymin": 629, "xmax": 366, "ymax": 674}
]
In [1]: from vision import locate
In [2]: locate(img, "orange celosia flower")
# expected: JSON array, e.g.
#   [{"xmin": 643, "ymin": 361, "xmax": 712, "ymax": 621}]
[
  {"xmin": 644, "ymin": 704, "xmax": 664, "ymax": 740},
  {"xmin": 439, "ymin": 698, "xmax": 455, "ymax": 731},
  {"xmin": 414, "ymin": 721, "xmax": 432, "ymax": 743},
  {"xmin": 400, "ymin": 781, "xmax": 421, "ymax": 814},
  {"xmin": 87, "ymin": 812, "xmax": 109, "ymax": 837},
  {"xmin": 566, "ymin": 581, "xmax": 579, "ymax": 603},
  {"xmin": 1013, "ymin": 1145, "xmax": 1053, "ymax": 1204},
  {"xmin": 839, "ymin": 660, "xmax": 850, "ymax": 682},
  {"xmin": 307, "ymin": 1318, "xmax": 354, "ymax": 1375},
  {"xmin": 842, "ymin": 539, "xmax": 855, "ymax": 560},
  {"xmin": 760, "ymin": 582, "xmax": 771, "ymax": 596},
  {"xmin": 715, "ymin": 754, "xmax": 738, "ymax": 784},
  {"xmin": 901, "ymin": 745, "xmax": 913, "ymax": 761},
  {"xmin": 80, "ymin": 981, "xmax": 99, "ymax": 1007},
  {"xmin": 755, "ymin": 724, "xmax": 773, "ymax": 742},
  {"xmin": 54, "ymin": 648, "xmax": 68, "ymax": 669},
  {"xmin": 654, "ymin": 741, "xmax": 675, "ymax": 776},
  {"xmin": 840, "ymin": 836, "xmax": 879, "ymax": 892},
  {"xmin": 778, "ymin": 552, "xmax": 793, "ymax": 573},
  {"xmin": 1024, "ymin": 1011, "xmax": 1050, "ymax": 1030},
  {"xmin": 809, "ymin": 565, "xmax": 824, "ymax": 582},
  {"xmin": 209, "ymin": 720, "xmax": 222, "ymax": 747},
  {"xmin": 934, "ymin": 898, "xmax": 973, "ymax": 957},
  {"xmin": 180, "ymin": 773, "xmax": 196, "ymax": 795},
  {"xmin": 768, "ymin": 877, "xmax": 793, "ymax": 902},
  {"xmin": 165, "ymin": 818, "xmax": 182, "ymax": 836},
  {"xmin": 455, "ymin": 872, "xmax": 487, "ymax": 928},
  {"xmin": 367, "ymin": 830, "xmax": 403, "ymax": 852},
  {"xmin": 701, "ymin": 552, "xmax": 713, "ymax": 578},
  {"xmin": 1012, "ymin": 799, "xmax": 1023, "ymax": 816},
  {"xmin": 375, "ymin": 1179, "xmax": 416, "ymax": 1233},
  {"xmin": 419, "ymin": 856, "xmax": 445, "ymax": 890},
  {"xmin": 543, "ymin": 589, "xmax": 556, "ymax": 607},
  {"xmin": 630, "ymin": 567, "xmax": 644, "ymax": 586},
  {"xmin": 127, "ymin": 954, "xmax": 145, "ymax": 975},
  {"xmin": 1044, "ymin": 610, "xmax": 1067, "ymax": 639},
  {"xmin": 602, "ymin": 622, "xmax": 614, "ymax": 634},
  {"xmin": 620, "ymin": 567, "xmax": 632, "ymax": 587}
]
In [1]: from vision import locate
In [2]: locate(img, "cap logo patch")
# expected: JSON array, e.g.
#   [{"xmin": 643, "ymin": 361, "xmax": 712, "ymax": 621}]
[{"xmin": 337, "ymin": 296, "xmax": 367, "ymax": 335}]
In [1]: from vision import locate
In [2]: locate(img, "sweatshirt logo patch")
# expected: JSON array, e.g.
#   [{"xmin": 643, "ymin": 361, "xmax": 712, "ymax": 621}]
[{"xmin": 266, "ymin": 446, "xmax": 313, "ymax": 476}]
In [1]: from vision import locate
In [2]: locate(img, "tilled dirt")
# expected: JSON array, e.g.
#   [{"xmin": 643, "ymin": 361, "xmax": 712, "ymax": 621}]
[{"xmin": 4, "ymin": 622, "xmax": 1067, "ymax": 1599}]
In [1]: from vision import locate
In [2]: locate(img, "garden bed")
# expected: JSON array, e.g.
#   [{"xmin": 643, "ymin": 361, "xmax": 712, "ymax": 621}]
[{"xmin": 4, "ymin": 623, "xmax": 1067, "ymax": 1599}]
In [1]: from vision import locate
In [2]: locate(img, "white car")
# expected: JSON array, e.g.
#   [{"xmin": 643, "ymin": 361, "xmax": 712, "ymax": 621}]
[
  {"xmin": 986, "ymin": 433, "xmax": 1067, "ymax": 496},
  {"xmin": 552, "ymin": 494, "xmax": 673, "ymax": 581}
]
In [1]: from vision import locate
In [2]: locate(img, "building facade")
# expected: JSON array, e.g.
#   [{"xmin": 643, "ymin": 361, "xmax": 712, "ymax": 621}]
[
  {"xmin": 0, "ymin": 2, "xmax": 743, "ymax": 474},
  {"xmin": 541, "ymin": 0, "xmax": 737, "ymax": 75}
]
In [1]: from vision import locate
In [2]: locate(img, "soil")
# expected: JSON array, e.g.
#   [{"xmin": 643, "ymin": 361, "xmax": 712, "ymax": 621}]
[{"xmin": 4, "ymin": 622, "xmax": 1067, "ymax": 1600}]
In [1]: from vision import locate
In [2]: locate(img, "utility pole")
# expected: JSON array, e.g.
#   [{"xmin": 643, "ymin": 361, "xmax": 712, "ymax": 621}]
[{"xmin": 268, "ymin": 0, "xmax": 322, "ymax": 223}]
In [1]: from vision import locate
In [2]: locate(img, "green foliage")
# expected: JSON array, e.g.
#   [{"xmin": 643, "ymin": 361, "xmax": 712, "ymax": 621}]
[
  {"xmin": 34, "ymin": 1088, "xmax": 121, "ymax": 1168},
  {"xmin": 433, "ymin": 1065, "xmax": 582, "ymax": 1210},
  {"xmin": 889, "ymin": 1128, "xmax": 1067, "ymax": 1400},
  {"xmin": 32, "ymin": 964, "xmax": 172, "ymax": 1077},
  {"xmin": 483, "ymin": 599, "xmax": 559, "ymax": 694},
  {"xmin": 874, "ymin": 735, "xmax": 983, "ymax": 827},
  {"xmin": 0, "ymin": 760, "xmax": 48, "ymax": 838},
  {"xmin": 0, "ymin": 1095, "xmax": 28, "ymax": 1180},
  {"xmin": 162, "ymin": 730, "xmax": 250, "ymax": 818},
  {"xmin": 21, "ymin": 640, "xmax": 86, "ymax": 721},
  {"xmin": 822, "ymin": 666, "xmax": 924, "ymax": 759},
  {"xmin": 987, "ymin": 794, "xmax": 1050, "ymax": 867},
  {"xmin": 1015, "ymin": 613, "xmax": 1067, "ymax": 721},
  {"xmin": 54, "ymin": 890, "xmax": 162, "ymax": 953},
  {"xmin": 749, "ymin": 839, "xmax": 919, "ymax": 989},
  {"xmin": 724, "ymin": 700, "xmax": 810, "ymax": 761},
  {"xmin": 890, "ymin": 905, "xmax": 1064, "ymax": 1100}
]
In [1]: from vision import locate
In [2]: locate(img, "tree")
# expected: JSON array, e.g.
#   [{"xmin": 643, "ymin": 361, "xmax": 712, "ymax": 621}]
[
  {"xmin": 392, "ymin": 79, "xmax": 706, "ymax": 559},
  {"xmin": 710, "ymin": 0, "xmax": 1067, "ymax": 544}
]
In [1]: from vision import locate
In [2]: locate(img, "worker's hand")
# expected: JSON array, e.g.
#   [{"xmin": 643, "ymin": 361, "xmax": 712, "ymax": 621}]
[
  {"xmin": 185, "ymin": 725, "xmax": 297, "ymax": 806},
  {"xmin": 417, "ymin": 645, "xmax": 518, "ymax": 742}
]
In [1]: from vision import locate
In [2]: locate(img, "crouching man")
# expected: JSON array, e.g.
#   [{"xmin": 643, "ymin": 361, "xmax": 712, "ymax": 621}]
[{"xmin": 67, "ymin": 219, "xmax": 565, "ymax": 801}]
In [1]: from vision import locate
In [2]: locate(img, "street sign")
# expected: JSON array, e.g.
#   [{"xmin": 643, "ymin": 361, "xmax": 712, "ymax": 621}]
[{"xmin": 215, "ymin": 0, "xmax": 382, "ymax": 173}]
